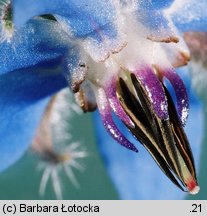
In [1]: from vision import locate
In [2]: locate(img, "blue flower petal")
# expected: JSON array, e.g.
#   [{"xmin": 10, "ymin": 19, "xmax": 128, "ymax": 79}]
[
  {"xmin": 0, "ymin": 18, "xmax": 70, "ymax": 74},
  {"xmin": 168, "ymin": 0, "xmax": 207, "ymax": 31},
  {"xmin": 0, "ymin": 11, "xmax": 85, "ymax": 172},
  {"xmin": 13, "ymin": 0, "xmax": 124, "ymax": 61},
  {"xmin": 139, "ymin": 0, "xmax": 174, "ymax": 10},
  {"xmin": 138, "ymin": 9, "xmax": 175, "ymax": 38},
  {"xmin": 134, "ymin": 4, "xmax": 177, "ymax": 42},
  {"xmin": 0, "ymin": 58, "xmax": 67, "ymax": 172},
  {"xmin": 13, "ymin": 0, "xmax": 118, "ymax": 39},
  {"xmin": 93, "ymin": 70, "xmax": 203, "ymax": 199}
]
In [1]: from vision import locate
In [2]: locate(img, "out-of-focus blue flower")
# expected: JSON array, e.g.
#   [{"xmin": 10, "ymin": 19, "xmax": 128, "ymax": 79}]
[{"xmin": 0, "ymin": 0, "xmax": 206, "ymax": 199}]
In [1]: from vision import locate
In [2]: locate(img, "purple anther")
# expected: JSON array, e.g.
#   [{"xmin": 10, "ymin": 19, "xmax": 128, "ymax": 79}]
[
  {"xmin": 104, "ymin": 77, "xmax": 135, "ymax": 128},
  {"xmin": 95, "ymin": 88, "xmax": 138, "ymax": 152},
  {"xmin": 135, "ymin": 66, "xmax": 169, "ymax": 120}
]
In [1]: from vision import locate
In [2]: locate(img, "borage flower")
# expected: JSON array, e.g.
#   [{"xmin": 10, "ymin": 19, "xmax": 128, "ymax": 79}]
[{"xmin": 0, "ymin": 0, "xmax": 206, "ymax": 198}]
